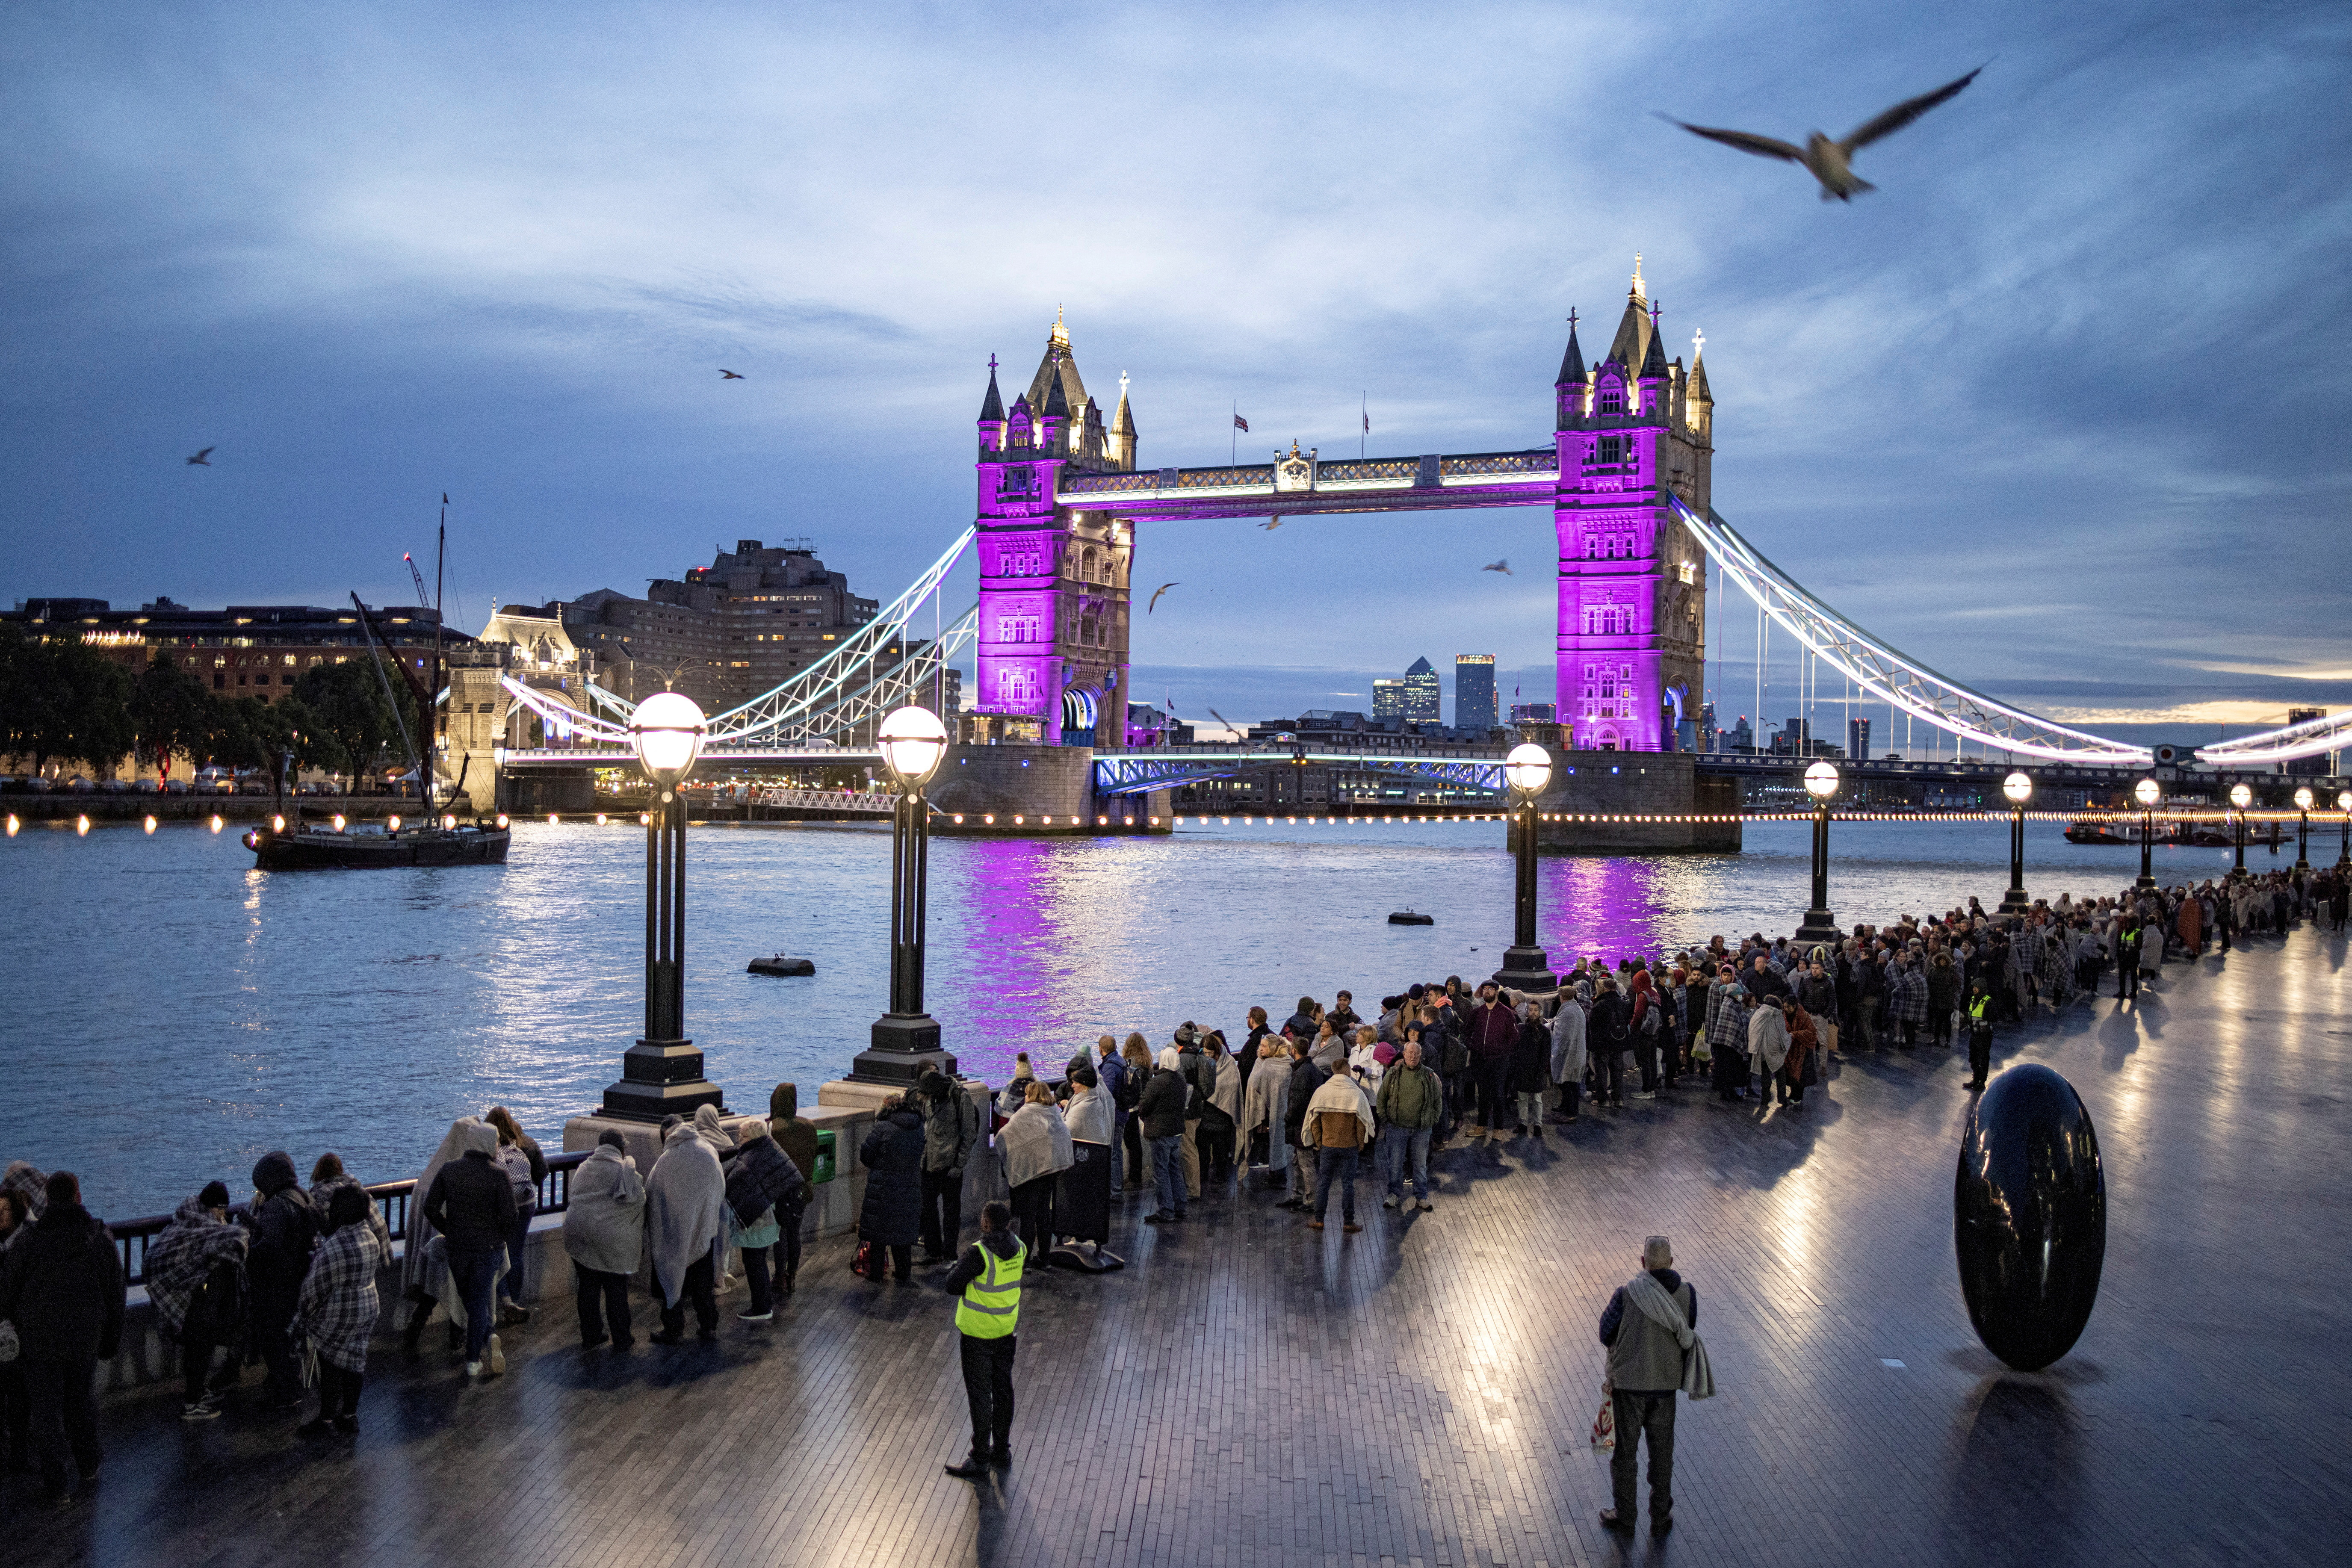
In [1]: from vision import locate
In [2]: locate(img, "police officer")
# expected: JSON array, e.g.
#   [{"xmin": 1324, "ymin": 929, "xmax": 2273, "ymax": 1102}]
[
  {"xmin": 1965, "ymin": 981, "xmax": 1996, "ymax": 1091},
  {"xmin": 943, "ymin": 1199, "xmax": 1024, "ymax": 1479}
]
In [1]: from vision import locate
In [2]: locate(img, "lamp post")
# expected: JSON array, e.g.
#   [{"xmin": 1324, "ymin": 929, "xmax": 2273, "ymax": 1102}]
[
  {"xmin": 2228, "ymin": 783, "xmax": 2252, "ymax": 880},
  {"xmin": 491, "ymin": 740, "xmax": 507, "ymax": 815},
  {"xmin": 1997, "ymin": 771, "xmax": 2033, "ymax": 916},
  {"xmin": 2293, "ymin": 786, "xmax": 2314, "ymax": 871},
  {"xmin": 1796, "ymin": 760, "xmax": 1842, "ymax": 945},
  {"xmin": 600, "ymin": 691, "xmax": 724, "ymax": 1119},
  {"xmin": 1492, "ymin": 742, "xmax": 1558, "ymax": 992},
  {"xmin": 2337, "ymin": 789, "xmax": 2351, "ymax": 868},
  {"xmin": 2133, "ymin": 777, "xmax": 2160, "ymax": 892},
  {"xmin": 849, "ymin": 705, "xmax": 957, "ymax": 1084}
]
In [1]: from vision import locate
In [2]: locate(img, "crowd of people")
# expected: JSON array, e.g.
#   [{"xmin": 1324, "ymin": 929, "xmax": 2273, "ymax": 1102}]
[
  {"xmin": 836, "ymin": 865, "xmax": 2350, "ymax": 1261},
  {"xmin": 0, "ymin": 859, "xmax": 2341, "ymax": 1511}
]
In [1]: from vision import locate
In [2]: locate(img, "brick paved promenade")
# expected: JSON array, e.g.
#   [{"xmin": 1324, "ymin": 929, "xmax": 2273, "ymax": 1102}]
[{"xmin": 17, "ymin": 925, "xmax": 2351, "ymax": 1567}]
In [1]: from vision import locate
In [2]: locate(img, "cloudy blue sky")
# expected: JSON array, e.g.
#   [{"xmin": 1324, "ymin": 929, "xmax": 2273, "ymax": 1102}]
[{"xmin": 4, "ymin": 1, "xmax": 2345, "ymax": 751}]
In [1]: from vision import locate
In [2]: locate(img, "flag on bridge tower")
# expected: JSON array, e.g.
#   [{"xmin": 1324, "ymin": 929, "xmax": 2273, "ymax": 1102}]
[
  {"xmin": 1232, "ymin": 403, "xmax": 1248, "ymax": 461},
  {"xmin": 1232, "ymin": 411, "xmax": 1249, "ymax": 433}
]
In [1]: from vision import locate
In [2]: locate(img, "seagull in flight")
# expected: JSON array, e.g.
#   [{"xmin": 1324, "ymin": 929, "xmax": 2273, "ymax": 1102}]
[
  {"xmin": 718, "ymin": 368, "xmax": 745, "ymax": 379},
  {"xmin": 1481, "ymin": 559, "xmax": 1512, "ymax": 576},
  {"xmin": 1259, "ymin": 518, "xmax": 1283, "ymax": 531},
  {"xmin": 1147, "ymin": 582, "xmax": 1178, "ymax": 614},
  {"xmin": 1206, "ymin": 706, "xmax": 1235, "ymax": 739},
  {"xmin": 1657, "ymin": 66, "xmax": 1983, "ymax": 201},
  {"xmin": 186, "ymin": 447, "xmax": 215, "ymax": 466}
]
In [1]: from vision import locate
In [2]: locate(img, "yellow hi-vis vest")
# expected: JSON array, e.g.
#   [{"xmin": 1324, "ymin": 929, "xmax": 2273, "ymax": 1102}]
[
  {"xmin": 954, "ymin": 1237, "xmax": 1026, "ymax": 1339},
  {"xmin": 1968, "ymin": 994, "xmax": 1993, "ymax": 1024}
]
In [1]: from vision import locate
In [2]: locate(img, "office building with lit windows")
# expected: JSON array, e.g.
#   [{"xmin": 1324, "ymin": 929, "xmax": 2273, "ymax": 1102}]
[{"xmin": 1454, "ymin": 654, "xmax": 1498, "ymax": 731}]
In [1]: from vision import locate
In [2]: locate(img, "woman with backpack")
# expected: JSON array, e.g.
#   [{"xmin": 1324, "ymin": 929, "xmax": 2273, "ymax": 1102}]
[
  {"xmin": 144, "ymin": 1180, "xmax": 249, "ymax": 1421},
  {"xmin": 294, "ymin": 1184, "xmax": 384, "ymax": 1435},
  {"xmin": 724, "ymin": 1119, "xmax": 809, "ymax": 1320},
  {"xmin": 483, "ymin": 1107, "xmax": 545, "ymax": 1326},
  {"xmin": 241, "ymin": 1152, "xmax": 319, "ymax": 1412}
]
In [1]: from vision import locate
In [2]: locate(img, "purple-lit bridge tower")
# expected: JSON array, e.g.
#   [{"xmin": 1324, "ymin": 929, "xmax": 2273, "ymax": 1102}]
[
  {"xmin": 970, "ymin": 311, "xmax": 1141, "ymax": 748},
  {"xmin": 969, "ymin": 262, "xmax": 1714, "ymax": 763}
]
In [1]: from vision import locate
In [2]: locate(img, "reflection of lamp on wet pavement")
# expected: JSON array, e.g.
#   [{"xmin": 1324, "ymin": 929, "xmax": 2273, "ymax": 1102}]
[
  {"xmin": 2293, "ymin": 786, "xmax": 2314, "ymax": 871},
  {"xmin": 1491, "ymin": 743, "xmax": 1558, "ymax": 993},
  {"xmin": 2133, "ymin": 778, "xmax": 2160, "ymax": 892},
  {"xmin": 1795, "ymin": 761, "xmax": 1841, "ymax": 946},
  {"xmin": 850, "ymin": 706, "xmax": 957, "ymax": 1085},
  {"xmin": 1998, "ymin": 772, "xmax": 2033, "ymax": 916},
  {"xmin": 2229, "ymin": 783, "xmax": 2252, "ymax": 880}
]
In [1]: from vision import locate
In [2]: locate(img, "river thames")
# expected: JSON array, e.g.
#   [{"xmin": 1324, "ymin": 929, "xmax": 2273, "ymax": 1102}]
[{"xmin": 2, "ymin": 813, "xmax": 2260, "ymax": 1218}]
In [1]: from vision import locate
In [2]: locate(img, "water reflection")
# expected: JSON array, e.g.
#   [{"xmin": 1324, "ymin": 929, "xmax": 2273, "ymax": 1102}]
[{"xmin": 5, "ymin": 815, "xmax": 2163, "ymax": 1218}]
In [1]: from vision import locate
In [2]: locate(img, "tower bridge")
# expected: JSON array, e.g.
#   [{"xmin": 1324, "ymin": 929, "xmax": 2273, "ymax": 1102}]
[{"xmin": 476, "ymin": 260, "xmax": 2341, "ymax": 837}]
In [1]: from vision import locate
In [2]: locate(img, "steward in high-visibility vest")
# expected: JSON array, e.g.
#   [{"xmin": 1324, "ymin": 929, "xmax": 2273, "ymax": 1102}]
[
  {"xmin": 953, "ymin": 1234, "xmax": 1025, "ymax": 1338},
  {"xmin": 944, "ymin": 1199, "xmax": 1024, "ymax": 1479},
  {"xmin": 1965, "ymin": 983, "xmax": 1996, "ymax": 1092}
]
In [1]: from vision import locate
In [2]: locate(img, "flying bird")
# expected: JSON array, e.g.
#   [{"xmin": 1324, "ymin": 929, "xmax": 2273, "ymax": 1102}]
[
  {"xmin": 186, "ymin": 447, "xmax": 215, "ymax": 466},
  {"xmin": 1482, "ymin": 559, "xmax": 1513, "ymax": 576},
  {"xmin": 1206, "ymin": 706, "xmax": 1234, "ymax": 738},
  {"xmin": 1147, "ymin": 582, "xmax": 1178, "ymax": 614},
  {"xmin": 1657, "ymin": 66, "xmax": 1983, "ymax": 201},
  {"xmin": 718, "ymin": 369, "xmax": 744, "ymax": 379},
  {"xmin": 1259, "ymin": 518, "xmax": 1283, "ymax": 531}
]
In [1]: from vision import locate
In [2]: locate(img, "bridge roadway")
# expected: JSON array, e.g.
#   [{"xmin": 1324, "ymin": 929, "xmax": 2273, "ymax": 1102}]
[{"xmin": 18, "ymin": 930, "xmax": 2347, "ymax": 1567}]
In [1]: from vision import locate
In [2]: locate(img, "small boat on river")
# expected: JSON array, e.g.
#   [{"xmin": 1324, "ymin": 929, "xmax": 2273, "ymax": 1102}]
[
  {"xmin": 248, "ymin": 816, "xmax": 510, "ymax": 869},
  {"xmin": 245, "ymin": 509, "xmax": 514, "ymax": 873},
  {"xmin": 1388, "ymin": 909, "xmax": 1435, "ymax": 926},
  {"xmin": 2064, "ymin": 818, "xmax": 2187, "ymax": 847}
]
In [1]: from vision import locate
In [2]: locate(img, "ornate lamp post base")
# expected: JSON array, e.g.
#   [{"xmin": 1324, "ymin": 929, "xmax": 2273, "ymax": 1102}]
[
  {"xmin": 601, "ymin": 1037, "xmax": 725, "ymax": 1120},
  {"xmin": 1491, "ymin": 946, "xmax": 1558, "ymax": 994},
  {"xmin": 1794, "ymin": 910, "xmax": 1843, "ymax": 946},
  {"xmin": 848, "ymin": 1013, "xmax": 958, "ymax": 1086}
]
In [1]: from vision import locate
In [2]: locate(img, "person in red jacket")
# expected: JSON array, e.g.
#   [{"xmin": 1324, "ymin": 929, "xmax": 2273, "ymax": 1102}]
[{"xmin": 1467, "ymin": 983, "xmax": 1520, "ymax": 1138}]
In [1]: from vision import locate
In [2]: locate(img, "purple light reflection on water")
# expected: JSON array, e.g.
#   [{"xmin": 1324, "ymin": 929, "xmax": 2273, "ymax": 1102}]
[
  {"xmin": 932, "ymin": 836, "xmax": 1085, "ymax": 1075},
  {"xmin": 3, "ymin": 813, "xmax": 2222, "ymax": 1217}
]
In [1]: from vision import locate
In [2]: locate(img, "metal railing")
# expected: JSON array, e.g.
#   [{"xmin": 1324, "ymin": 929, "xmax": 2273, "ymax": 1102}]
[
  {"xmin": 1439, "ymin": 449, "xmax": 1558, "ymax": 478},
  {"xmin": 109, "ymin": 1149, "xmax": 590, "ymax": 1287},
  {"xmin": 756, "ymin": 786, "xmax": 895, "ymax": 814}
]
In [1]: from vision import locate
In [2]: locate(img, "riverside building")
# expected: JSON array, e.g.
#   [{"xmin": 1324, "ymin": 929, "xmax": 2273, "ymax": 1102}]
[{"xmin": 0, "ymin": 596, "xmax": 463, "ymax": 703}]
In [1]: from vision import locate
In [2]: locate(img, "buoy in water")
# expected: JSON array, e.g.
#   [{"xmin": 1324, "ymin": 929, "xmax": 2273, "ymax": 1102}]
[
  {"xmin": 1388, "ymin": 909, "xmax": 1435, "ymax": 926},
  {"xmin": 748, "ymin": 955, "xmax": 817, "ymax": 977}
]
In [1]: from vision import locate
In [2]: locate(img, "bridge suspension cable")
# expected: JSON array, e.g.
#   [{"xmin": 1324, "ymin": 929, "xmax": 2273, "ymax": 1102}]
[
  {"xmin": 1672, "ymin": 497, "xmax": 2154, "ymax": 766},
  {"xmin": 2192, "ymin": 708, "xmax": 2351, "ymax": 766},
  {"xmin": 702, "ymin": 527, "xmax": 975, "ymax": 742}
]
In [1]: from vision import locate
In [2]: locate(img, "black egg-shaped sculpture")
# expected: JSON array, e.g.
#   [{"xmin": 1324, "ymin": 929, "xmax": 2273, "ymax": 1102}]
[{"xmin": 1955, "ymin": 1064, "xmax": 2106, "ymax": 1370}]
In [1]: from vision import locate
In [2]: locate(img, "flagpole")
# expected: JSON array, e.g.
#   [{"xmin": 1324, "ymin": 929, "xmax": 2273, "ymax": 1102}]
[
  {"xmin": 1231, "ymin": 400, "xmax": 1236, "ymax": 465},
  {"xmin": 1360, "ymin": 391, "xmax": 1366, "ymax": 459}
]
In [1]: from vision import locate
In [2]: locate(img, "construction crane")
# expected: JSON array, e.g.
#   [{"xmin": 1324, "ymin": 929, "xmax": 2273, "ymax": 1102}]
[{"xmin": 403, "ymin": 552, "xmax": 431, "ymax": 608}]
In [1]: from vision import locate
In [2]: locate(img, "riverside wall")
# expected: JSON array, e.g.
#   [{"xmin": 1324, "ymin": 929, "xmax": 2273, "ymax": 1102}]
[{"xmin": 1522, "ymin": 751, "xmax": 1743, "ymax": 853}]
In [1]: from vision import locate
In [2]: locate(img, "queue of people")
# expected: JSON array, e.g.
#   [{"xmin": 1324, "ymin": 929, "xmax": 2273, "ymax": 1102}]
[{"xmin": 6, "ymin": 865, "xmax": 2337, "ymax": 1511}]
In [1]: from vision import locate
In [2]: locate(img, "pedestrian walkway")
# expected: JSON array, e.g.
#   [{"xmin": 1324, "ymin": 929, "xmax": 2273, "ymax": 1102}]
[{"xmin": 17, "ymin": 929, "xmax": 2350, "ymax": 1567}]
